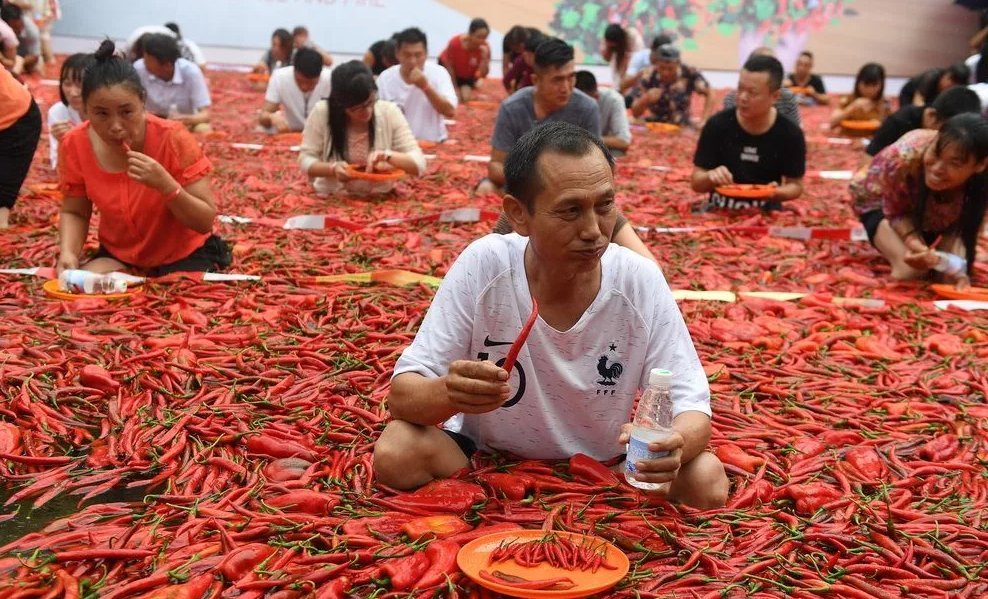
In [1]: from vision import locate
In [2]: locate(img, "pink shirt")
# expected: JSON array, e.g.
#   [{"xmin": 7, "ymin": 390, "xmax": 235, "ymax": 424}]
[{"xmin": 0, "ymin": 20, "xmax": 17, "ymax": 51}]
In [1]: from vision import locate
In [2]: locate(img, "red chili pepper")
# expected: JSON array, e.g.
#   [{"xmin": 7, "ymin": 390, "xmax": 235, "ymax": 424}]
[
  {"xmin": 715, "ymin": 443, "xmax": 765, "ymax": 473},
  {"xmin": 413, "ymin": 539, "xmax": 461, "ymax": 589},
  {"xmin": 244, "ymin": 435, "xmax": 318, "ymax": 461},
  {"xmin": 477, "ymin": 472, "xmax": 531, "ymax": 500},
  {"xmin": 218, "ymin": 543, "xmax": 276, "ymax": 581},
  {"xmin": 787, "ymin": 483, "xmax": 843, "ymax": 515},
  {"xmin": 918, "ymin": 434, "xmax": 960, "ymax": 461},
  {"xmin": 261, "ymin": 457, "xmax": 313, "ymax": 482},
  {"xmin": 78, "ymin": 365, "xmax": 120, "ymax": 393},
  {"xmin": 503, "ymin": 297, "xmax": 538, "ymax": 374},
  {"xmin": 568, "ymin": 453, "xmax": 619, "ymax": 486},
  {"xmin": 400, "ymin": 479, "xmax": 487, "ymax": 514},
  {"xmin": 478, "ymin": 569, "xmax": 577, "ymax": 590},
  {"xmin": 381, "ymin": 551, "xmax": 431, "ymax": 591},
  {"xmin": 130, "ymin": 573, "xmax": 213, "ymax": 599},
  {"xmin": 313, "ymin": 576, "xmax": 351, "ymax": 599},
  {"xmin": 265, "ymin": 490, "xmax": 338, "ymax": 515},
  {"xmin": 401, "ymin": 515, "xmax": 473, "ymax": 540}
]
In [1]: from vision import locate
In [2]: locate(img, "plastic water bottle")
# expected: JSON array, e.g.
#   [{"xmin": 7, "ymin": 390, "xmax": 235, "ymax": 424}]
[
  {"xmin": 58, "ymin": 270, "xmax": 128, "ymax": 294},
  {"xmin": 932, "ymin": 251, "xmax": 966, "ymax": 276},
  {"xmin": 625, "ymin": 368, "xmax": 674, "ymax": 490}
]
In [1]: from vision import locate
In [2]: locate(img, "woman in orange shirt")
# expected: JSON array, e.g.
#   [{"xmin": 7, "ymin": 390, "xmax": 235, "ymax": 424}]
[
  {"xmin": 57, "ymin": 39, "xmax": 229, "ymax": 276},
  {"xmin": 0, "ymin": 63, "xmax": 41, "ymax": 228}
]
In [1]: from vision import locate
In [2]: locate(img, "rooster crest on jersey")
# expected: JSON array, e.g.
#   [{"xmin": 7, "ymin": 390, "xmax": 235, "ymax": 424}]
[{"xmin": 597, "ymin": 355, "xmax": 623, "ymax": 386}]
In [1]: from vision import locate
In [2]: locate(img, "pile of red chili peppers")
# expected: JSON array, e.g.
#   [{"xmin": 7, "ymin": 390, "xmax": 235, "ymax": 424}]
[{"xmin": 0, "ymin": 68, "xmax": 985, "ymax": 598}]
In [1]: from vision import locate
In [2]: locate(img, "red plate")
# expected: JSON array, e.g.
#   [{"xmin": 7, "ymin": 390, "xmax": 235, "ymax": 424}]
[
  {"xmin": 42, "ymin": 279, "xmax": 142, "ymax": 301},
  {"xmin": 345, "ymin": 164, "xmax": 406, "ymax": 182},
  {"xmin": 457, "ymin": 530, "xmax": 629, "ymax": 599},
  {"xmin": 715, "ymin": 184, "xmax": 776, "ymax": 199},
  {"xmin": 929, "ymin": 284, "xmax": 988, "ymax": 302}
]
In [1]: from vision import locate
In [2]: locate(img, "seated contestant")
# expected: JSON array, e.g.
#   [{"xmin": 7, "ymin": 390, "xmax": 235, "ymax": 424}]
[
  {"xmin": 574, "ymin": 70, "xmax": 631, "ymax": 155},
  {"xmin": 439, "ymin": 18, "xmax": 491, "ymax": 103},
  {"xmin": 134, "ymin": 34, "xmax": 212, "ymax": 132},
  {"xmin": 48, "ymin": 53, "xmax": 94, "ymax": 169},
  {"xmin": 850, "ymin": 114, "xmax": 987, "ymax": 288},
  {"xmin": 253, "ymin": 28, "xmax": 294, "ymax": 75},
  {"xmin": 692, "ymin": 55, "xmax": 806, "ymax": 212},
  {"xmin": 866, "ymin": 87, "xmax": 980, "ymax": 157},
  {"xmin": 373, "ymin": 121, "xmax": 728, "ymax": 509},
  {"xmin": 899, "ymin": 63, "xmax": 970, "ymax": 108},
  {"xmin": 785, "ymin": 51, "xmax": 829, "ymax": 105},
  {"xmin": 299, "ymin": 60, "xmax": 425, "ymax": 196},
  {"xmin": 500, "ymin": 25, "xmax": 529, "ymax": 79},
  {"xmin": 56, "ymin": 41, "xmax": 229, "ymax": 276},
  {"xmin": 829, "ymin": 62, "xmax": 891, "ymax": 131},
  {"xmin": 620, "ymin": 33, "xmax": 674, "ymax": 96},
  {"xmin": 601, "ymin": 23, "xmax": 644, "ymax": 85},
  {"xmin": 723, "ymin": 47, "xmax": 800, "ymax": 125},
  {"xmin": 1, "ymin": 4, "xmax": 37, "ymax": 75},
  {"xmin": 292, "ymin": 26, "xmax": 333, "ymax": 67},
  {"xmin": 377, "ymin": 27, "xmax": 457, "ymax": 143},
  {"xmin": 364, "ymin": 36, "xmax": 397, "ymax": 76},
  {"xmin": 163, "ymin": 22, "xmax": 207, "ymax": 69},
  {"xmin": 258, "ymin": 47, "xmax": 332, "ymax": 133},
  {"xmin": 631, "ymin": 44, "xmax": 713, "ymax": 127},
  {"xmin": 0, "ymin": 60, "xmax": 42, "ymax": 229},
  {"xmin": 503, "ymin": 30, "xmax": 542, "ymax": 93}
]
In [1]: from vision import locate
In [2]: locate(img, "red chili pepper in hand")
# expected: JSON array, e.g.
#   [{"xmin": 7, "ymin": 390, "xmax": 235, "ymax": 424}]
[
  {"xmin": 569, "ymin": 453, "xmax": 619, "ymax": 486},
  {"xmin": 503, "ymin": 297, "xmax": 538, "ymax": 374}
]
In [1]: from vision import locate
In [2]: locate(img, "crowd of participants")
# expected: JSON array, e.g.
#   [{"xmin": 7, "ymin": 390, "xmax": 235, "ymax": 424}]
[{"xmin": 0, "ymin": 8, "xmax": 986, "ymax": 508}]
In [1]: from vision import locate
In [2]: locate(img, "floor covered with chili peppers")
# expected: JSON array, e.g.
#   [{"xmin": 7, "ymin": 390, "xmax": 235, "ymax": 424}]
[{"xmin": 1, "ymin": 69, "xmax": 987, "ymax": 598}]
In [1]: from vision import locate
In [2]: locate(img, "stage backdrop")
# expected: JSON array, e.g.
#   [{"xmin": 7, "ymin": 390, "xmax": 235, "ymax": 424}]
[{"xmin": 54, "ymin": 0, "xmax": 977, "ymax": 76}]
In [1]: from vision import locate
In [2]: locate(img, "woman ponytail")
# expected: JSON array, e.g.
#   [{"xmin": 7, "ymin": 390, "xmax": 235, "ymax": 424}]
[{"xmin": 82, "ymin": 38, "xmax": 146, "ymax": 104}]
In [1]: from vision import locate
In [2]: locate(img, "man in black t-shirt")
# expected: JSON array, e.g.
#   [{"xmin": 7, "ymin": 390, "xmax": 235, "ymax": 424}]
[
  {"xmin": 785, "ymin": 51, "xmax": 829, "ymax": 106},
  {"xmin": 866, "ymin": 86, "xmax": 980, "ymax": 157},
  {"xmin": 691, "ymin": 55, "xmax": 806, "ymax": 212}
]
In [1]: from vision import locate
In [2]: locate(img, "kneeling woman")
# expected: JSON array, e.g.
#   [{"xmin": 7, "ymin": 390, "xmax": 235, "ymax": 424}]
[
  {"xmin": 57, "ymin": 40, "xmax": 230, "ymax": 276},
  {"xmin": 299, "ymin": 60, "xmax": 424, "ymax": 196},
  {"xmin": 851, "ymin": 113, "xmax": 987, "ymax": 289}
]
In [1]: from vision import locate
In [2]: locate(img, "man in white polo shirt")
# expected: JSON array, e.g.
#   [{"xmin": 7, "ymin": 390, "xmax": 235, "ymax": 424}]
[
  {"xmin": 258, "ymin": 47, "xmax": 332, "ymax": 133},
  {"xmin": 376, "ymin": 27, "xmax": 457, "ymax": 142},
  {"xmin": 134, "ymin": 34, "xmax": 212, "ymax": 132}
]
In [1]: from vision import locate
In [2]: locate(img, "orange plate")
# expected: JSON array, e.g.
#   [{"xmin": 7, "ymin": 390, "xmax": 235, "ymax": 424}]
[
  {"xmin": 457, "ymin": 530, "xmax": 629, "ymax": 599},
  {"xmin": 715, "ymin": 184, "xmax": 776, "ymax": 199},
  {"xmin": 418, "ymin": 139, "xmax": 438, "ymax": 150},
  {"xmin": 840, "ymin": 119, "xmax": 881, "ymax": 132},
  {"xmin": 467, "ymin": 100, "xmax": 499, "ymax": 110},
  {"xmin": 345, "ymin": 165, "xmax": 406, "ymax": 182},
  {"xmin": 645, "ymin": 122, "xmax": 681, "ymax": 134},
  {"xmin": 929, "ymin": 283, "xmax": 988, "ymax": 302},
  {"xmin": 789, "ymin": 86, "xmax": 812, "ymax": 95},
  {"xmin": 246, "ymin": 73, "xmax": 269, "ymax": 83},
  {"xmin": 42, "ymin": 279, "xmax": 142, "ymax": 301}
]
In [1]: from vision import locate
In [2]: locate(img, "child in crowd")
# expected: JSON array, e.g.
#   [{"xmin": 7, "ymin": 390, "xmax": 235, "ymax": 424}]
[
  {"xmin": 48, "ymin": 52, "xmax": 93, "ymax": 169},
  {"xmin": 850, "ymin": 113, "xmax": 987, "ymax": 289},
  {"xmin": 829, "ymin": 62, "xmax": 891, "ymax": 131}
]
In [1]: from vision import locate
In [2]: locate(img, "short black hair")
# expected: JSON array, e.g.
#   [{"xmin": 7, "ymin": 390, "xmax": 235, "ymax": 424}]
[
  {"xmin": 272, "ymin": 28, "xmax": 293, "ymax": 50},
  {"xmin": 534, "ymin": 38, "xmax": 574, "ymax": 71},
  {"xmin": 523, "ymin": 31, "xmax": 545, "ymax": 53},
  {"xmin": 574, "ymin": 70, "xmax": 596, "ymax": 94},
  {"xmin": 1, "ymin": 4, "xmax": 22, "ymax": 22},
  {"xmin": 800, "ymin": 50, "xmax": 813, "ymax": 60},
  {"xmin": 83, "ymin": 39, "xmax": 146, "ymax": 104},
  {"xmin": 293, "ymin": 47, "xmax": 323, "ymax": 78},
  {"xmin": 650, "ymin": 33, "xmax": 674, "ymax": 51},
  {"xmin": 395, "ymin": 27, "xmax": 427, "ymax": 50},
  {"xmin": 504, "ymin": 121, "xmax": 614, "ymax": 212},
  {"xmin": 930, "ymin": 86, "xmax": 981, "ymax": 121},
  {"xmin": 163, "ymin": 22, "xmax": 181, "ymax": 37},
  {"xmin": 59, "ymin": 53, "xmax": 95, "ymax": 105},
  {"xmin": 141, "ymin": 33, "xmax": 181, "ymax": 64},
  {"xmin": 742, "ymin": 54, "xmax": 784, "ymax": 91},
  {"xmin": 469, "ymin": 18, "xmax": 489, "ymax": 34},
  {"xmin": 292, "ymin": 26, "xmax": 308, "ymax": 36},
  {"xmin": 945, "ymin": 62, "xmax": 971, "ymax": 86}
]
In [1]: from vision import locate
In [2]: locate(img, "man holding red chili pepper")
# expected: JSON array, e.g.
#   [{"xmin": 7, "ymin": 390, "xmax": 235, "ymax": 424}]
[{"xmin": 375, "ymin": 121, "xmax": 727, "ymax": 509}]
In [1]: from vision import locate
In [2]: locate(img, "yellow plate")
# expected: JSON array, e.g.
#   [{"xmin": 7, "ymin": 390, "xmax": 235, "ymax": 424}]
[{"xmin": 42, "ymin": 279, "xmax": 142, "ymax": 301}]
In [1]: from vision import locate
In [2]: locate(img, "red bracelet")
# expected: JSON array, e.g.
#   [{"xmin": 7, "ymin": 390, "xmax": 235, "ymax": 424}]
[{"xmin": 163, "ymin": 186, "xmax": 182, "ymax": 202}]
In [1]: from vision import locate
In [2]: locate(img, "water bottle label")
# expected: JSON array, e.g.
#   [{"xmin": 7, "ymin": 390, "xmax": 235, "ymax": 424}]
[{"xmin": 625, "ymin": 436, "xmax": 669, "ymax": 474}]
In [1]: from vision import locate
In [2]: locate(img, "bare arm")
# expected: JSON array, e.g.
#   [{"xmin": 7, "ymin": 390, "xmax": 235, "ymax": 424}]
[
  {"xmin": 771, "ymin": 176, "xmax": 803, "ymax": 202},
  {"xmin": 389, "ymin": 361, "xmax": 511, "ymax": 425},
  {"xmin": 672, "ymin": 411, "xmax": 713, "ymax": 465},
  {"xmin": 690, "ymin": 165, "xmax": 732, "ymax": 193},
  {"xmin": 176, "ymin": 109, "xmax": 210, "ymax": 126},
  {"xmin": 602, "ymin": 134, "xmax": 630, "ymax": 152},
  {"xmin": 57, "ymin": 195, "xmax": 93, "ymax": 273},
  {"xmin": 163, "ymin": 177, "xmax": 217, "ymax": 233},
  {"xmin": 487, "ymin": 148, "xmax": 508, "ymax": 187},
  {"xmin": 421, "ymin": 82, "xmax": 456, "ymax": 118},
  {"xmin": 612, "ymin": 220, "xmax": 659, "ymax": 265},
  {"xmin": 971, "ymin": 23, "xmax": 988, "ymax": 52},
  {"xmin": 258, "ymin": 101, "xmax": 280, "ymax": 128}
]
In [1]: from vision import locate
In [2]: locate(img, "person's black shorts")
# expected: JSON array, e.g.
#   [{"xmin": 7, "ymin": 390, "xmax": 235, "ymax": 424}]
[
  {"xmin": 859, "ymin": 208, "xmax": 885, "ymax": 245},
  {"xmin": 443, "ymin": 429, "xmax": 477, "ymax": 459},
  {"xmin": 455, "ymin": 76, "xmax": 478, "ymax": 88},
  {"xmin": 92, "ymin": 234, "xmax": 232, "ymax": 277}
]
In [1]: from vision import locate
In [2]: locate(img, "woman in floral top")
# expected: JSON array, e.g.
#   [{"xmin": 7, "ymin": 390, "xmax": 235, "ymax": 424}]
[{"xmin": 850, "ymin": 113, "xmax": 988, "ymax": 288}]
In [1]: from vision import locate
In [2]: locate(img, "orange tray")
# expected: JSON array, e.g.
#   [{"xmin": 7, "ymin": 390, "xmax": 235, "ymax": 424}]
[
  {"xmin": 418, "ymin": 139, "xmax": 438, "ymax": 150},
  {"xmin": 457, "ymin": 530, "xmax": 629, "ymax": 599},
  {"xmin": 715, "ymin": 184, "xmax": 776, "ymax": 199},
  {"xmin": 246, "ymin": 72, "xmax": 270, "ymax": 83},
  {"xmin": 345, "ymin": 165, "xmax": 406, "ymax": 182},
  {"xmin": 645, "ymin": 122, "xmax": 681, "ymax": 134},
  {"xmin": 789, "ymin": 86, "xmax": 813, "ymax": 95},
  {"xmin": 466, "ymin": 100, "xmax": 499, "ymax": 110},
  {"xmin": 929, "ymin": 284, "xmax": 988, "ymax": 302},
  {"xmin": 42, "ymin": 279, "xmax": 142, "ymax": 301},
  {"xmin": 840, "ymin": 119, "xmax": 880, "ymax": 133}
]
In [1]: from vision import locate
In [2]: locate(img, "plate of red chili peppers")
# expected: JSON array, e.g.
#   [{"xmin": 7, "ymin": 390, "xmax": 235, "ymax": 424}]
[{"xmin": 457, "ymin": 530, "xmax": 629, "ymax": 598}]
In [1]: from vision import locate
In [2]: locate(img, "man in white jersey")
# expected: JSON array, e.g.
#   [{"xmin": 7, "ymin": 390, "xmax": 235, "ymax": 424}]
[{"xmin": 374, "ymin": 122, "xmax": 727, "ymax": 509}]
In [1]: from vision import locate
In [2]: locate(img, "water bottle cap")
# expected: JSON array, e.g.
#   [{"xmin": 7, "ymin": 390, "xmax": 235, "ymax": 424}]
[{"xmin": 648, "ymin": 368, "xmax": 672, "ymax": 386}]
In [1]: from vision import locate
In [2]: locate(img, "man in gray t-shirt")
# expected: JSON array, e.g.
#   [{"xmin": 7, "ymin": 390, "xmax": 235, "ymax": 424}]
[
  {"xmin": 479, "ymin": 38, "xmax": 600, "ymax": 195},
  {"xmin": 575, "ymin": 70, "xmax": 631, "ymax": 155}
]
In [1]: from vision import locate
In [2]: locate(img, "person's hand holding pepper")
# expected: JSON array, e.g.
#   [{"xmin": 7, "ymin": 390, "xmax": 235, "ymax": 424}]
[
  {"xmin": 443, "ymin": 360, "xmax": 510, "ymax": 414},
  {"xmin": 125, "ymin": 149, "xmax": 177, "ymax": 194},
  {"xmin": 902, "ymin": 234, "xmax": 938, "ymax": 270},
  {"xmin": 617, "ymin": 424, "xmax": 684, "ymax": 491}
]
